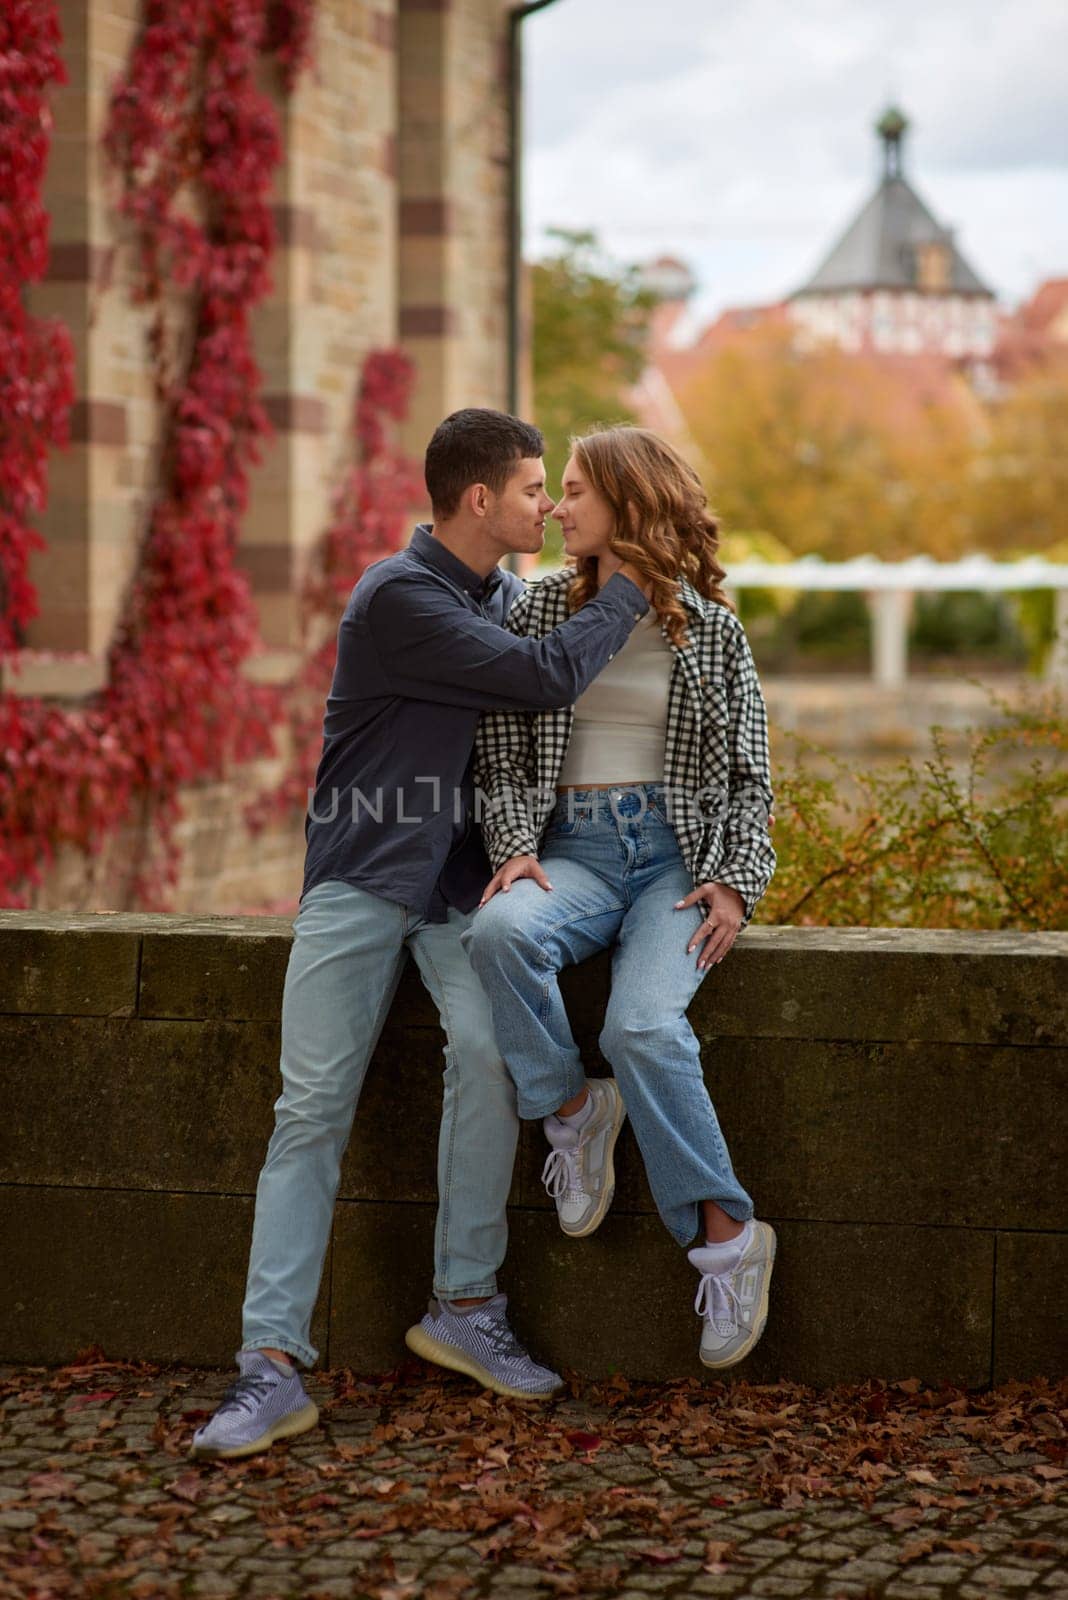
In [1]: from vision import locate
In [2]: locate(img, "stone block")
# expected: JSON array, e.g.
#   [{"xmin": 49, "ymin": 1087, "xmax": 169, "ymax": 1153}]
[
  {"xmin": 329, "ymin": 1201, "xmax": 436, "ymax": 1371},
  {"xmin": 138, "ymin": 919, "xmax": 293, "ymax": 1020},
  {"xmin": 0, "ymin": 1187, "xmax": 328, "ymax": 1365},
  {"xmin": 708, "ymin": 1038, "xmax": 1067, "ymax": 1232},
  {"xmin": 748, "ymin": 1220, "xmax": 994, "ymax": 1387},
  {"xmin": 677, "ymin": 929, "xmax": 1068, "ymax": 1048},
  {"xmin": 1, "ymin": 1016, "xmax": 280, "ymax": 1192},
  {"xmin": 0, "ymin": 913, "xmax": 140, "ymax": 1017},
  {"xmin": 994, "ymin": 1232, "xmax": 1068, "ymax": 1381}
]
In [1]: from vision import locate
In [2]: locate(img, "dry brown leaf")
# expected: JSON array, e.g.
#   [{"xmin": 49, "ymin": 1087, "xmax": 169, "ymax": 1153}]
[
  {"xmin": 27, "ymin": 1473, "xmax": 78, "ymax": 1500},
  {"xmin": 641, "ymin": 1546, "xmax": 682, "ymax": 1565},
  {"xmin": 167, "ymin": 1472, "xmax": 206, "ymax": 1504},
  {"xmin": 884, "ymin": 1504, "xmax": 925, "ymax": 1531},
  {"xmin": 703, "ymin": 1538, "xmax": 740, "ymax": 1572}
]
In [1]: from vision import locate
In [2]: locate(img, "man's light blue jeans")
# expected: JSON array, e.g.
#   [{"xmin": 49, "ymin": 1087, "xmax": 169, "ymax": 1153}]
[
  {"xmin": 464, "ymin": 786, "xmax": 753, "ymax": 1247},
  {"xmin": 242, "ymin": 879, "xmax": 519, "ymax": 1367}
]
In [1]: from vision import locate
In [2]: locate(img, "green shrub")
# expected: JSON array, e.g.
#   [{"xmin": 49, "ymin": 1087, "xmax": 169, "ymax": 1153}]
[{"xmin": 760, "ymin": 684, "xmax": 1067, "ymax": 930}]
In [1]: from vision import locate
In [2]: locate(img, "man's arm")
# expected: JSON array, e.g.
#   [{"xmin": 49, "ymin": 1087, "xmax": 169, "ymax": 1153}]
[{"xmin": 366, "ymin": 569, "xmax": 649, "ymax": 713}]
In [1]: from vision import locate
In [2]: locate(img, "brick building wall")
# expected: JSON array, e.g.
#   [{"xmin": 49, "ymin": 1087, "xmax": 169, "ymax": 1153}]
[{"xmin": 15, "ymin": 0, "xmax": 527, "ymax": 913}]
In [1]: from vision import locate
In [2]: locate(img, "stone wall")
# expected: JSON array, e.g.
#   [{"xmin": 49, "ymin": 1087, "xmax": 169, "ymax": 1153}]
[
  {"xmin": 11, "ymin": 0, "xmax": 523, "ymax": 911},
  {"xmin": 2, "ymin": 914, "xmax": 1064, "ymax": 1385},
  {"xmin": 21, "ymin": 0, "xmax": 518, "ymax": 676}
]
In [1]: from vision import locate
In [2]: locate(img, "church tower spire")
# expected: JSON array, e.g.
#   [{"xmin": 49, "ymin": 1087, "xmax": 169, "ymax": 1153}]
[{"xmin": 877, "ymin": 105, "xmax": 909, "ymax": 180}]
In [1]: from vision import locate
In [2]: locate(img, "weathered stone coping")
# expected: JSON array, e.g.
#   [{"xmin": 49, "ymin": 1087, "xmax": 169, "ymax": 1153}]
[{"xmin": 3, "ymin": 912, "xmax": 1066, "ymax": 1043}]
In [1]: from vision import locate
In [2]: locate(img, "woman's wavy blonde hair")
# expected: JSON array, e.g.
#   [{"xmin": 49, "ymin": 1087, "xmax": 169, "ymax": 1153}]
[{"xmin": 565, "ymin": 425, "xmax": 732, "ymax": 647}]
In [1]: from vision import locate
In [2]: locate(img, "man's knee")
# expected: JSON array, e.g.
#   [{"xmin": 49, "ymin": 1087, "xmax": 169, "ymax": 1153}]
[{"xmin": 442, "ymin": 1052, "xmax": 516, "ymax": 1098}]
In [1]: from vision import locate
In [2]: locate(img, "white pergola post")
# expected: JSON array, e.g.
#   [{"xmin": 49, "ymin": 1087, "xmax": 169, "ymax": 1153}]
[
  {"xmin": 870, "ymin": 588, "xmax": 911, "ymax": 687},
  {"xmin": 1048, "ymin": 590, "xmax": 1068, "ymax": 681}
]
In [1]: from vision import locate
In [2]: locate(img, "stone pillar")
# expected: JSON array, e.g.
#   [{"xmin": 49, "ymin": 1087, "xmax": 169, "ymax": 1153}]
[
  {"xmin": 396, "ymin": 0, "xmax": 512, "ymax": 458},
  {"xmin": 241, "ymin": 1, "xmax": 399, "ymax": 661},
  {"xmin": 21, "ymin": 0, "xmax": 160, "ymax": 689},
  {"xmin": 1048, "ymin": 589, "xmax": 1068, "ymax": 682},
  {"xmin": 870, "ymin": 588, "xmax": 911, "ymax": 688}
]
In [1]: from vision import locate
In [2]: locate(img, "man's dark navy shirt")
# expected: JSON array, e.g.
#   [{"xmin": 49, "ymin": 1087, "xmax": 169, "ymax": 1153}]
[{"xmin": 302, "ymin": 525, "xmax": 649, "ymax": 921}]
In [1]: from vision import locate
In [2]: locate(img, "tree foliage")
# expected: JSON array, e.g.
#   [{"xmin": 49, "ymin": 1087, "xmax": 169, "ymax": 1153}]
[
  {"xmin": 678, "ymin": 322, "xmax": 1068, "ymax": 573},
  {"xmin": 531, "ymin": 229, "xmax": 657, "ymax": 497},
  {"xmin": 970, "ymin": 357, "xmax": 1068, "ymax": 555},
  {"xmin": 679, "ymin": 325, "xmax": 979, "ymax": 561}
]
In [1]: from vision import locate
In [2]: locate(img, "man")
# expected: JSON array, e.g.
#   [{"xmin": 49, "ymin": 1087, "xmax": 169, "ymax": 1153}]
[{"xmin": 192, "ymin": 409, "xmax": 650, "ymax": 1459}]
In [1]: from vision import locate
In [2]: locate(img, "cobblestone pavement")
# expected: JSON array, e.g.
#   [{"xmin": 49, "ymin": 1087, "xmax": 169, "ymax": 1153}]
[{"xmin": 0, "ymin": 1360, "xmax": 1064, "ymax": 1599}]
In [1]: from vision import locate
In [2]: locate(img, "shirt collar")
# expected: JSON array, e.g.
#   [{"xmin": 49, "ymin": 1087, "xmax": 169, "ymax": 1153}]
[{"xmin": 410, "ymin": 524, "xmax": 504, "ymax": 602}]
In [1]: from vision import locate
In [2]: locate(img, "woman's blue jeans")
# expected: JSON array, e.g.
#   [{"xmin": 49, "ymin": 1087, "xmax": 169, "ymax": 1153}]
[
  {"xmin": 464, "ymin": 785, "xmax": 753, "ymax": 1247},
  {"xmin": 242, "ymin": 880, "xmax": 519, "ymax": 1367}
]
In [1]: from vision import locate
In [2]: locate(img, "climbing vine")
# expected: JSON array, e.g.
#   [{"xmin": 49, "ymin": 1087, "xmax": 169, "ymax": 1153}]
[
  {"xmin": 0, "ymin": 0, "xmax": 317, "ymax": 907},
  {"xmin": 0, "ymin": 2, "xmax": 74, "ymax": 659}
]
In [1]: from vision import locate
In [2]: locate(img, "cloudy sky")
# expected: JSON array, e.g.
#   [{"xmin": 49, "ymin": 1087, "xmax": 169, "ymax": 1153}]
[{"xmin": 522, "ymin": 0, "xmax": 1068, "ymax": 321}]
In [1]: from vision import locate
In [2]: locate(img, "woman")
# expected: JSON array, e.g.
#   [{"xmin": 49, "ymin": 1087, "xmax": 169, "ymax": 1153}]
[{"xmin": 463, "ymin": 425, "xmax": 777, "ymax": 1369}]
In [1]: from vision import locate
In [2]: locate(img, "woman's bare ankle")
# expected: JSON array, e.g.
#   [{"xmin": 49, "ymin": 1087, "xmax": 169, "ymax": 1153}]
[{"xmin": 556, "ymin": 1087, "xmax": 590, "ymax": 1118}]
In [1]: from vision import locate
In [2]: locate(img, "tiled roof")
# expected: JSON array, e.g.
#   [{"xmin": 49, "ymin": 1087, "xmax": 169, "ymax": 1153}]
[
  {"xmin": 1017, "ymin": 277, "xmax": 1068, "ymax": 332},
  {"xmin": 793, "ymin": 174, "xmax": 993, "ymax": 298}
]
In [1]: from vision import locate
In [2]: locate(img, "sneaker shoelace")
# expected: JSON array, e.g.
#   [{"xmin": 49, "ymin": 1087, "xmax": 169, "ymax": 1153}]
[
  {"xmin": 693, "ymin": 1264, "xmax": 744, "ymax": 1338},
  {"xmin": 471, "ymin": 1311, "xmax": 530, "ymax": 1362},
  {"xmin": 216, "ymin": 1370, "xmax": 278, "ymax": 1418},
  {"xmin": 542, "ymin": 1142, "xmax": 588, "ymax": 1205}
]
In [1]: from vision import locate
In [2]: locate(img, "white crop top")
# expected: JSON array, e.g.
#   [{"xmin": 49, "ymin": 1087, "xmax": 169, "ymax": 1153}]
[{"xmin": 556, "ymin": 614, "xmax": 673, "ymax": 786}]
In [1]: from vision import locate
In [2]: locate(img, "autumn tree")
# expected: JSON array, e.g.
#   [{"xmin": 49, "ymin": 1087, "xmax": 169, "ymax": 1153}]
[
  {"xmin": 531, "ymin": 229, "xmax": 657, "ymax": 507},
  {"xmin": 678, "ymin": 323, "xmax": 978, "ymax": 561},
  {"xmin": 969, "ymin": 356, "xmax": 1068, "ymax": 555}
]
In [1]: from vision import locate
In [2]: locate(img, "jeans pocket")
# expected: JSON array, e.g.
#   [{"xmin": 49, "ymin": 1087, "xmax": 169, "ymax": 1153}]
[
  {"xmin": 549, "ymin": 814, "xmax": 585, "ymax": 838},
  {"xmin": 549, "ymin": 799, "xmax": 590, "ymax": 837}
]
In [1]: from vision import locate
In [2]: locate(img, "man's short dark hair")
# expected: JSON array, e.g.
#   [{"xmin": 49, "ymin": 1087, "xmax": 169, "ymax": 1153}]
[{"xmin": 424, "ymin": 409, "xmax": 544, "ymax": 519}]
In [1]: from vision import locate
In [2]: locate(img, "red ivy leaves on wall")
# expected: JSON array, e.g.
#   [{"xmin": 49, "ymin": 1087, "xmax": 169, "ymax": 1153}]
[
  {"xmin": 246, "ymin": 349, "xmax": 421, "ymax": 837},
  {"xmin": 0, "ymin": 3, "xmax": 75, "ymax": 657},
  {"xmin": 0, "ymin": 0, "xmax": 315, "ymax": 908}
]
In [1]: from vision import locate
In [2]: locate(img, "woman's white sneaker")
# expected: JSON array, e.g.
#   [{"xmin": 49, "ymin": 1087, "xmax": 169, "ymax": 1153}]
[
  {"xmin": 541, "ymin": 1077, "xmax": 627, "ymax": 1238},
  {"xmin": 688, "ymin": 1219, "xmax": 777, "ymax": 1370}
]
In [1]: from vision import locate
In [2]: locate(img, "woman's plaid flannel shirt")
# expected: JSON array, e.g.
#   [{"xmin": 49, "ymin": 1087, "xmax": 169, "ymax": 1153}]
[{"xmin": 473, "ymin": 569, "xmax": 776, "ymax": 922}]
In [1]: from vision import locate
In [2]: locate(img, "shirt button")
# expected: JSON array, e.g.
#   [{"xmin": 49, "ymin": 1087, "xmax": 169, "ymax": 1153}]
[
  {"xmin": 633, "ymin": 612, "xmax": 642, "ymax": 620},
  {"xmin": 607, "ymin": 653, "xmax": 614, "ymax": 661}
]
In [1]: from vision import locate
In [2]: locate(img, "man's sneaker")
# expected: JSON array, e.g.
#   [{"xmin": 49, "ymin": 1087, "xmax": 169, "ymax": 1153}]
[
  {"xmin": 688, "ymin": 1220, "xmax": 776, "ymax": 1370},
  {"xmin": 190, "ymin": 1350, "xmax": 319, "ymax": 1460},
  {"xmin": 541, "ymin": 1077, "xmax": 627, "ymax": 1238},
  {"xmin": 405, "ymin": 1293, "xmax": 563, "ymax": 1400}
]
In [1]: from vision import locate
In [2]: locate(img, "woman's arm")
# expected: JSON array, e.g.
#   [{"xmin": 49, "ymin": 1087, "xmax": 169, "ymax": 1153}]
[{"xmin": 700, "ymin": 617, "xmax": 777, "ymax": 921}]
